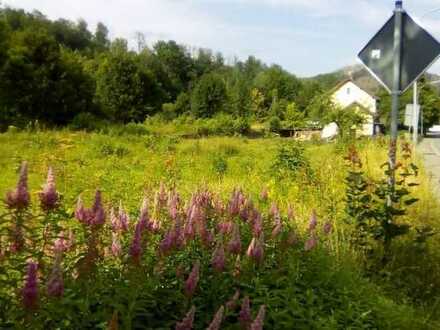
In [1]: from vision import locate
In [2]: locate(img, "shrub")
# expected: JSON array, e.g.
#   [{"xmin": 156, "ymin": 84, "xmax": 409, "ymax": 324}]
[
  {"xmin": 70, "ymin": 112, "xmax": 107, "ymax": 132},
  {"xmin": 272, "ymin": 141, "xmax": 314, "ymax": 181},
  {"xmin": 269, "ymin": 116, "xmax": 281, "ymax": 132}
]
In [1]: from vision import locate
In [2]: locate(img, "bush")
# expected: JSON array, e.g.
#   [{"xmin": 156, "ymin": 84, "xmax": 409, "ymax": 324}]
[
  {"xmin": 115, "ymin": 123, "xmax": 150, "ymax": 136},
  {"xmin": 269, "ymin": 116, "xmax": 281, "ymax": 132},
  {"xmin": 272, "ymin": 141, "xmax": 314, "ymax": 181},
  {"xmin": 70, "ymin": 112, "xmax": 108, "ymax": 132}
]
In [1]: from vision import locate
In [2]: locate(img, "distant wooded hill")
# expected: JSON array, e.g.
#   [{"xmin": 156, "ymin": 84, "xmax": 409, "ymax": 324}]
[{"xmin": 306, "ymin": 64, "xmax": 440, "ymax": 96}]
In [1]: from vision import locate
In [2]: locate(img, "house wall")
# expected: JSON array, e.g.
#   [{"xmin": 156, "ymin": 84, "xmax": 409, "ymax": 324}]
[{"xmin": 331, "ymin": 81, "xmax": 377, "ymax": 136}]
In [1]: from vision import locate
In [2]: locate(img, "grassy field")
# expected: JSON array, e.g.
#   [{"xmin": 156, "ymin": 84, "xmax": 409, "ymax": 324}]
[{"xmin": 1, "ymin": 129, "xmax": 440, "ymax": 328}]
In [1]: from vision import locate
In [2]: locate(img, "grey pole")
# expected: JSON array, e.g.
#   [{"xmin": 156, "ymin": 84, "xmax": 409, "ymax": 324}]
[{"xmin": 389, "ymin": 0, "xmax": 404, "ymax": 201}]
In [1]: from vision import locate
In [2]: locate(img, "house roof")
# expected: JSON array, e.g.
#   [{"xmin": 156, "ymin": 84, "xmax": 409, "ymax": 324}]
[{"xmin": 330, "ymin": 78, "xmax": 379, "ymax": 100}]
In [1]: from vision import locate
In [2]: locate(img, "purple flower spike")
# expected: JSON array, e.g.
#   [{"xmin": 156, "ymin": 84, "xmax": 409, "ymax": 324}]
[
  {"xmin": 304, "ymin": 234, "xmax": 318, "ymax": 252},
  {"xmin": 22, "ymin": 261, "xmax": 39, "ymax": 310},
  {"xmin": 53, "ymin": 232, "xmax": 67, "ymax": 254},
  {"xmin": 175, "ymin": 305, "xmax": 196, "ymax": 330},
  {"xmin": 323, "ymin": 221, "xmax": 333, "ymax": 235},
  {"xmin": 228, "ymin": 223, "xmax": 241, "ymax": 255},
  {"xmin": 250, "ymin": 305, "xmax": 266, "ymax": 330},
  {"xmin": 111, "ymin": 233, "xmax": 122, "ymax": 257},
  {"xmin": 184, "ymin": 261, "xmax": 200, "ymax": 298},
  {"xmin": 308, "ymin": 210, "xmax": 318, "ymax": 232},
  {"xmin": 239, "ymin": 296, "xmax": 252, "ymax": 329},
  {"xmin": 129, "ymin": 223, "xmax": 143, "ymax": 263},
  {"xmin": 211, "ymin": 241, "xmax": 226, "ymax": 272},
  {"xmin": 6, "ymin": 161, "xmax": 30, "ymax": 210},
  {"xmin": 75, "ymin": 196, "xmax": 90, "ymax": 225},
  {"xmin": 226, "ymin": 290, "xmax": 240, "ymax": 310},
  {"xmin": 91, "ymin": 190, "xmax": 105, "ymax": 226},
  {"xmin": 39, "ymin": 167, "xmax": 59, "ymax": 211},
  {"xmin": 118, "ymin": 201, "xmax": 129, "ymax": 232},
  {"xmin": 247, "ymin": 236, "xmax": 264, "ymax": 263},
  {"xmin": 207, "ymin": 306, "xmax": 224, "ymax": 330},
  {"xmin": 47, "ymin": 255, "xmax": 64, "ymax": 298}
]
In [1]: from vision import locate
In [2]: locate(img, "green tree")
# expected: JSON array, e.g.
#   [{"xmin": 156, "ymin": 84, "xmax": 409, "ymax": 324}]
[
  {"xmin": 153, "ymin": 40, "xmax": 194, "ymax": 100},
  {"xmin": 94, "ymin": 22, "xmax": 110, "ymax": 51},
  {"xmin": 0, "ymin": 28, "xmax": 94, "ymax": 126},
  {"xmin": 191, "ymin": 73, "xmax": 227, "ymax": 117},
  {"xmin": 284, "ymin": 102, "xmax": 305, "ymax": 128},
  {"xmin": 254, "ymin": 65, "xmax": 302, "ymax": 107},
  {"xmin": 95, "ymin": 40, "xmax": 161, "ymax": 122},
  {"xmin": 325, "ymin": 104, "xmax": 366, "ymax": 139}
]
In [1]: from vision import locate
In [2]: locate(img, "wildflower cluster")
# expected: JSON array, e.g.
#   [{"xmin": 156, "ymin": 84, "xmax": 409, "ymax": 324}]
[{"xmin": 0, "ymin": 162, "xmax": 332, "ymax": 328}]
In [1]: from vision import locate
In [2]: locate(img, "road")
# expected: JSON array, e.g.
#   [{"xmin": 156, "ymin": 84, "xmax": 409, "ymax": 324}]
[{"xmin": 418, "ymin": 133, "xmax": 440, "ymax": 198}]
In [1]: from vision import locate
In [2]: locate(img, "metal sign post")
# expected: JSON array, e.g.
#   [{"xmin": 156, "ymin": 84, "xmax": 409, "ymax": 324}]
[
  {"xmin": 358, "ymin": 0, "xmax": 440, "ymax": 197},
  {"xmin": 389, "ymin": 1, "xmax": 403, "ymax": 194}
]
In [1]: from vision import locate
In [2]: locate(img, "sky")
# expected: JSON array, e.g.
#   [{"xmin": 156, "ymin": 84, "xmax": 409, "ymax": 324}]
[{"xmin": 3, "ymin": 0, "xmax": 440, "ymax": 77}]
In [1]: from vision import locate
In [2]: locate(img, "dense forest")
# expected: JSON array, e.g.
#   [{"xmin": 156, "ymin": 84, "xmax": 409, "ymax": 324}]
[{"xmin": 0, "ymin": 6, "xmax": 439, "ymax": 132}]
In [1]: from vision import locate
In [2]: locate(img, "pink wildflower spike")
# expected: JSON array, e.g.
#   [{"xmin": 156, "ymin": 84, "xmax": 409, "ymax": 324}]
[
  {"xmin": 6, "ymin": 161, "xmax": 30, "ymax": 210},
  {"xmin": 246, "ymin": 236, "xmax": 264, "ymax": 263},
  {"xmin": 207, "ymin": 306, "xmax": 224, "ymax": 330},
  {"xmin": 184, "ymin": 216, "xmax": 196, "ymax": 240},
  {"xmin": 91, "ymin": 190, "xmax": 105, "ymax": 226},
  {"xmin": 260, "ymin": 186, "xmax": 268, "ymax": 201},
  {"xmin": 226, "ymin": 290, "xmax": 240, "ymax": 310},
  {"xmin": 176, "ymin": 305, "xmax": 196, "ymax": 330},
  {"xmin": 270, "ymin": 202, "xmax": 279, "ymax": 218},
  {"xmin": 111, "ymin": 233, "xmax": 122, "ymax": 257},
  {"xmin": 218, "ymin": 221, "xmax": 233, "ymax": 235},
  {"xmin": 159, "ymin": 229, "xmax": 175, "ymax": 255},
  {"xmin": 138, "ymin": 197, "xmax": 149, "ymax": 230},
  {"xmin": 304, "ymin": 234, "xmax": 318, "ymax": 252},
  {"xmin": 308, "ymin": 210, "xmax": 318, "ymax": 232},
  {"xmin": 323, "ymin": 221, "xmax": 333, "ymax": 235},
  {"xmin": 110, "ymin": 208, "xmax": 119, "ymax": 231},
  {"xmin": 22, "ymin": 261, "xmax": 38, "ymax": 310},
  {"xmin": 211, "ymin": 240, "xmax": 226, "ymax": 272},
  {"xmin": 271, "ymin": 222, "xmax": 283, "ymax": 239},
  {"xmin": 252, "ymin": 212, "xmax": 263, "ymax": 237},
  {"xmin": 250, "ymin": 305, "xmax": 266, "ymax": 330},
  {"xmin": 47, "ymin": 255, "xmax": 64, "ymax": 298},
  {"xmin": 169, "ymin": 192, "xmax": 180, "ymax": 221},
  {"xmin": 184, "ymin": 261, "xmax": 200, "ymax": 297},
  {"xmin": 75, "ymin": 196, "xmax": 90, "ymax": 225},
  {"xmin": 39, "ymin": 167, "xmax": 59, "ymax": 211},
  {"xmin": 54, "ymin": 232, "xmax": 67, "ymax": 254},
  {"xmin": 129, "ymin": 223, "xmax": 143, "ymax": 263},
  {"xmin": 118, "ymin": 201, "xmax": 129, "ymax": 232},
  {"xmin": 228, "ymin": 223, "xmax": 242, "ymax": 255},
  {"xmin": 239, "ymin": 296, "xmax": 252, "ymax": 329}
]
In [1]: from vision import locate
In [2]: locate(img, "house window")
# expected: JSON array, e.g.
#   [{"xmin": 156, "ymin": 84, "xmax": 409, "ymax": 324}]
[{"xmin": 347, "ymin": 87, "xmax": 351, "ymax": 95}]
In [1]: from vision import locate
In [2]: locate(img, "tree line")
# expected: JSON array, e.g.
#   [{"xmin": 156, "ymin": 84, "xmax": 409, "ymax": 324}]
[
  {"xmin": 0, "ymin": 7, "xmax": 328, "ymax": 131},
  {"xmin": 0, "ymin": 6, "xmax": 439, "ymax": 133}
]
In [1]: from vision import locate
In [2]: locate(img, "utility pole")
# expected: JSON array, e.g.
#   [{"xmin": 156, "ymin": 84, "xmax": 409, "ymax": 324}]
[
  {"xmin": 413, "ymin": 81, "xmax": 419, "ymax": 144},
  {"xmin": 389, "ymin": 0, "xmax": 404, "ymax": 199}
]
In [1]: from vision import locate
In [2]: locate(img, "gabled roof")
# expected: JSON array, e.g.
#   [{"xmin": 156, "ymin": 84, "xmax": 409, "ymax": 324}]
[{"xmin": 331, "ymin": 78, "xmax": 378, "ymax": 100}]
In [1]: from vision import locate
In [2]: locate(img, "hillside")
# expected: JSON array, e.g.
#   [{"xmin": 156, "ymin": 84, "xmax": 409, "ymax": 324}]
[{"xmin": 307, "ymin": 64, "xmax": 440, "ymax": 95}]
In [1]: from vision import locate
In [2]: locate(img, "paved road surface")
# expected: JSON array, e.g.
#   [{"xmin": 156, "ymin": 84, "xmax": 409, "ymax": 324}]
[{"xmin": 418, "ymin": 133, "xmax": 440, "ymax": 198}]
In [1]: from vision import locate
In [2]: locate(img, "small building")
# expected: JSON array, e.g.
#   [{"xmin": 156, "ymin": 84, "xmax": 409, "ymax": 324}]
[{"xmin": 330, "ymin": 79, "xmax": 379, "ymax": 136}]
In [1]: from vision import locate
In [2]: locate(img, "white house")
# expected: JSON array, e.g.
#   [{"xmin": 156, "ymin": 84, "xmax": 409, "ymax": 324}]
[{"xmin": 329, "ymin": 79, "xmax": 378, "ymax": 136}]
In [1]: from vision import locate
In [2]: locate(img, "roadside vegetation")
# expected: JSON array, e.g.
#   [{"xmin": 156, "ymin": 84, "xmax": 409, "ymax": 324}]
[{"xmin": 1, "ymin": 130, "xmax": 440, "ymax": 328}]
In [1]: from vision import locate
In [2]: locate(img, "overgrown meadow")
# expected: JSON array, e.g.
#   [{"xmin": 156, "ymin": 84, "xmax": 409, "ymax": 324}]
[{"xmin": 1, "ymin": 129, "xmax": 440, "ymax": 329}]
